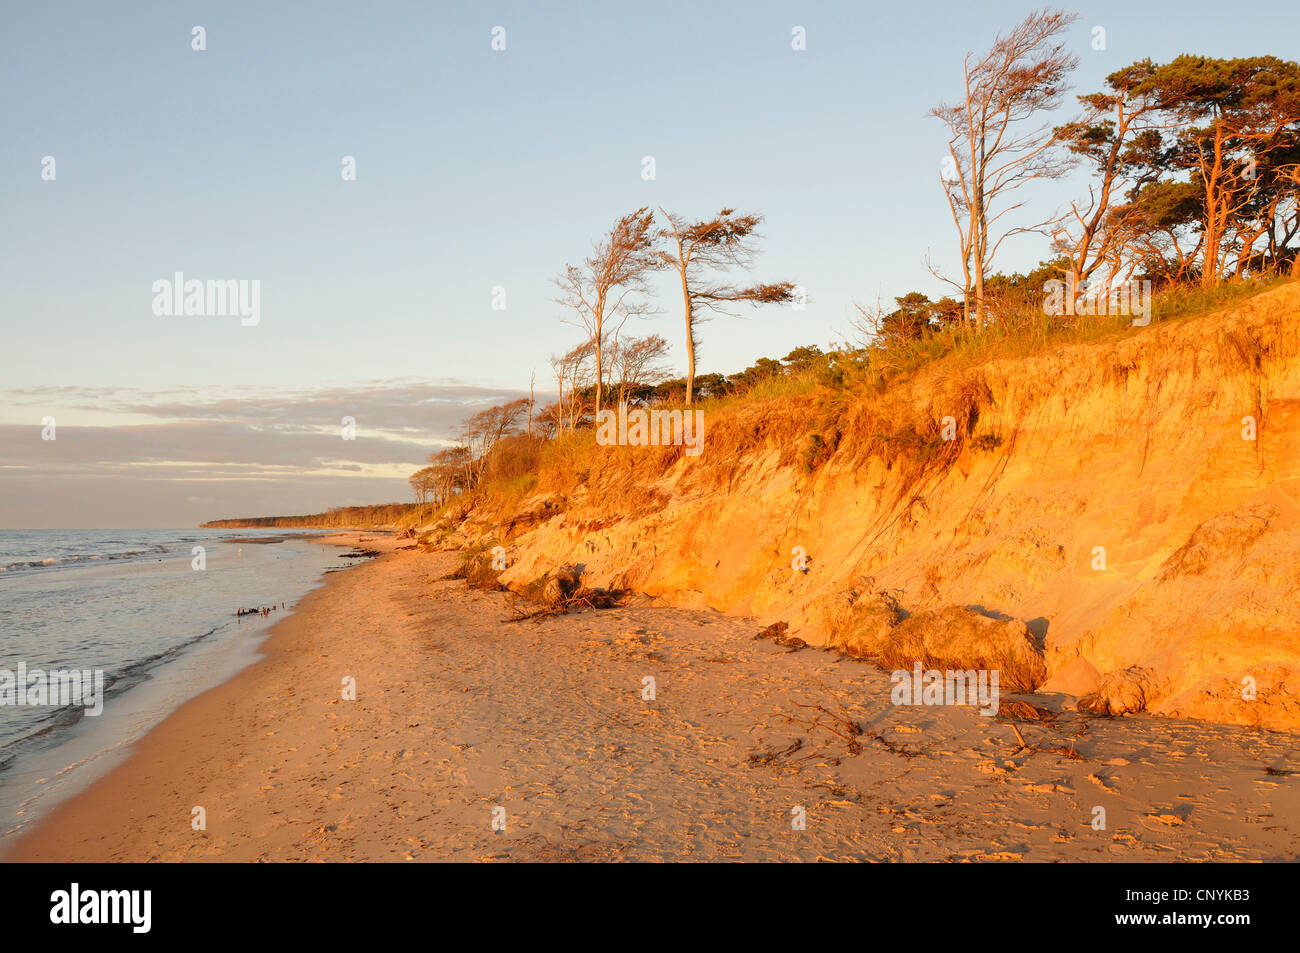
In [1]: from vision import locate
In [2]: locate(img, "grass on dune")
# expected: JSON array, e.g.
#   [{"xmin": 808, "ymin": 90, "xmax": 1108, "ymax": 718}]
[{"xmin": 421, "ymin": 275, "xmax": 1298, "ymax": 531}]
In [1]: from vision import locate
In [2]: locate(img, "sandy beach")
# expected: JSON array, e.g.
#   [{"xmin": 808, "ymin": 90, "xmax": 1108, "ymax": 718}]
[{"xmin": 6, "ymin": 531, "xmax": 1297, "ymax": 862}]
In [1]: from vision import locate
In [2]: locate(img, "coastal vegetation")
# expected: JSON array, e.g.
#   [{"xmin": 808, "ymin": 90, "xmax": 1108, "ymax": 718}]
[
  {"xmin": 359, "ymin": 12, "xmax": 1300, "ymax": 734},
  {"xmin": 403, "ymin": 11, "xmax": 1299, "ymax": 526},
  {"xmin": 200, "ymin": 503, "xmax": 419, "ymax": 530},
  {"xmin": 206, "ymin": 12, "xmax": 1299, "ymax": 538}
]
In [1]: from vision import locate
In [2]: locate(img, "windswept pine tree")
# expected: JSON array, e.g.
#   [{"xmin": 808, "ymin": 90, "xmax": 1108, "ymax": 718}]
[{"xmin": 656, "ymin": 208, "xmax": 795, "ymax": 403}]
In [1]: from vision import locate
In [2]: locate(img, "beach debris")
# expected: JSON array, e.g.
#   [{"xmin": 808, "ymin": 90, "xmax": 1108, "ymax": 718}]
[
  {"xmin": 570, "ymin": 586, "xmax": 628, "ymax": 609},
  {"xmin": 778, "ymin": 699, "xmax": 864, "ymax": 754},
  {"xmin": 503, "ymin": 565, "xmax": 629, "ymax": 621},
  {"xmin": 754, "ymin": 621, "xmax": 808, "ymax": 650},
  {"xmin": 541, "ymin": 565, "xmax": 582, "ymax": 606},
  {"xmin": 1078, "ymin": 666, "xmax": 1157, "ymax": 716},
  {"xmin": 997, "ymin": 699, "xmax": 1057, "ymax": 722},
  {"xmin": 1001, "ymin": 718, "xmax": 1083, "ymax": 761},
  {"xmin": 748, "ymin": 737, "xmax": 804, "ymax": 766},
  {"xmin": 1146, "ymin": 812, "xmax": 1186, "ymax": 827}
]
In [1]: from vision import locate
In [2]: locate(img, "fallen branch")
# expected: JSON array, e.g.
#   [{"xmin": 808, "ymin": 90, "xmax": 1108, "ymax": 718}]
[{"xmin": 781, "ymin": 703, "xmax": 864, "ymax": 754}]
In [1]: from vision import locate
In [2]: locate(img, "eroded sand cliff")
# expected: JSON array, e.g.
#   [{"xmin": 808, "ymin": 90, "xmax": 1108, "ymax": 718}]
[{"xmin": 449, "ymin": 284, "xmax": 1300, "ymax": 731}]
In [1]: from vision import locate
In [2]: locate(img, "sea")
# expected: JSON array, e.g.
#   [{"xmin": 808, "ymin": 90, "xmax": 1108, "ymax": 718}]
[{"xmin": 0, "ymin": 527, "xmax": 368, "ymax": 849}]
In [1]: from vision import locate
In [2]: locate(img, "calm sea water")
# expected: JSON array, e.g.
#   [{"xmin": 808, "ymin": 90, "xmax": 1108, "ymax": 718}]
[{"xmin": 0, "ymin": 528, "xmax": 367, "ymax": 845}]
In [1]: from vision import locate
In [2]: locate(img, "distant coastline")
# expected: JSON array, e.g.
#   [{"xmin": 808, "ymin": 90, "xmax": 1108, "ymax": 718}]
[{"xmin": 200, "ymin": 503, "xmax": 421, "ymax": 530}]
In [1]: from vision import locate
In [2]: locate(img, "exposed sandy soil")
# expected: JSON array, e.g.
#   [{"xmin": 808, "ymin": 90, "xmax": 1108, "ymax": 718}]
[
  {"xmin": 7, "ymin": 534, "xmax": 1297, "ymax": 862},
  {"xmin": 484, "ymin": 283, "xmax": 1300, "ymax": 732}
]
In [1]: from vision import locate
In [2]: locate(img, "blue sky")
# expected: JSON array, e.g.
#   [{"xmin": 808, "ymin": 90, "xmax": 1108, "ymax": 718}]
[{"xmin": 2, "ymin": 1, "xmax": 1296, "ymax": 526}]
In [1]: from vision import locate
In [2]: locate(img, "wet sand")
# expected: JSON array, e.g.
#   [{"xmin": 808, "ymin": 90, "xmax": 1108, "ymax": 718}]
[{"xmin": 8, "ymin": 534, "xmax": 1298, "ymax": 861}]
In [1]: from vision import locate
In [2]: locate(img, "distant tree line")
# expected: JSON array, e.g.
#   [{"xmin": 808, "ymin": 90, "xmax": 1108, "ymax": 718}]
[{"xmin": 201, "ymin": 503, "xmax": 420, "ymax": 529}]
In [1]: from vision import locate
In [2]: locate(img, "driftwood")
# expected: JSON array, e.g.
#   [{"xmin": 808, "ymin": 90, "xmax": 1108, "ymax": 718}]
[
  {"xmin": 748, "ymin": 737, "xmax": 804, "ymax": 766},
  {"xmin": 754, "ymin": 621, "xmax": 808, "ymax": 651},
  {"xmin": 1002, "ymin": 718, "xmax": 1083, "ymax": 760},
  {"xmin": 502, "ymin": 586, "xmax": 630, "ymax": 623},
  {"xmin": 779, "ymin": 701, "xmax": 864, "ymax": 754}
]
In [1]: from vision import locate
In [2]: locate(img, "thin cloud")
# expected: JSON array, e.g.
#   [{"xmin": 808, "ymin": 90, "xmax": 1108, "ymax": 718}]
[{"xmin": 0, "ymin": 380, "xmax": 548, "ymax": 527}]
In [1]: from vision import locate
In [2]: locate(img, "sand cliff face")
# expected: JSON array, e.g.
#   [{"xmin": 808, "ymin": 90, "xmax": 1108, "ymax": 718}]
[{"xmin": 454, "ymin": 283, "xmax": 1300, "ymax": 731}]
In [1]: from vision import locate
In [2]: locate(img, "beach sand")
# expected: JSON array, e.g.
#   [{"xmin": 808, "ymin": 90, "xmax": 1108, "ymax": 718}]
[{"xmin": 7, "ymin": 532, "xmax": 1298, "ymax": 862}]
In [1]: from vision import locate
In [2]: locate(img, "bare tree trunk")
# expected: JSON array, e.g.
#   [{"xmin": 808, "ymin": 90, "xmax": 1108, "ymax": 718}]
[
  {"xmin": 555, "ymin": 209, "xmax": 657, "ymax": 419},
  {"xmin": 594, "ymin": 308, "xmax": 604, "ymax": 415},
  {"xmin": 930, "ymin": 10, "xmax": 1079, "ymax": 324},
  {"xmin": 553, "ymin": 365, "xmax": 565, "ymax": 434},
  {"xmin": 657, "ymin": 207, "xmax": 793, "ymax": 401},
  {"xmin": 679, "ymin": 270, "xmax": 696, "ymax": 404},
  {"xmin": 973, "ymin": 135, "xmax": 987, "ymax": 324},
  {"xmin": 527, "ymin": 370, "xmax": 535, "ymax": 437},
  {"xmin": 1201, "ymin": 124, "xmax": 1228, "ymax": 288}
]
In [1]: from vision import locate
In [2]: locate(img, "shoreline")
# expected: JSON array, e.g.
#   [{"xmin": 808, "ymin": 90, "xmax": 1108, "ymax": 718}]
[
  {"xmin": 8, "ymin": 534, "xmax": 1298, "ymax": 861},
  {"xmin": 2, "ymin": 530, "xmax": 386, "ymax": 861}
]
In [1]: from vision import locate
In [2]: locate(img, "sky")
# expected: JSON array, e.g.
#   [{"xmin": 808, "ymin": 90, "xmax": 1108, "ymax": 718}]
[{"xmin": 2, "ymin": 0, "xmax": 1296, "ymax": 527}]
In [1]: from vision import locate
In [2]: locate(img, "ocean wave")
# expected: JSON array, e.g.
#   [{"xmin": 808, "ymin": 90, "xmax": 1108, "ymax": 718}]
[
  {"xmin": 0, "ymin": 624, "xmax": 225, "ymax": 761},
  {"xmin": 2, "ymin": 548, "xmax": 162, "ymax": 574}
]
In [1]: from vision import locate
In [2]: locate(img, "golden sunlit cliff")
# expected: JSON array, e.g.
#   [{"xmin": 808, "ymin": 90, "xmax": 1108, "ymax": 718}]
[{"xmin": 434, "ymin": 282, "xmax": 1300, "ymax": 731}]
